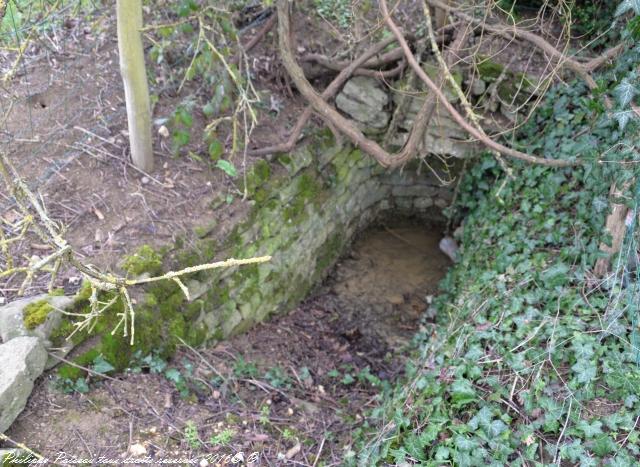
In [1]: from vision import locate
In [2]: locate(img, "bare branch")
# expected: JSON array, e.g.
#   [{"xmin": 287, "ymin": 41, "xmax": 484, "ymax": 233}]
[
  {"xmin": 379, "ymin": 0, "xmax": 578, "ymax": 167},
  {"xmin": 427, "ymin": 0, "xmax": 623, "ymax": 107},
  {"xmin": 274, "ymin": 0, "xmax": 472, "ymax": 168}
]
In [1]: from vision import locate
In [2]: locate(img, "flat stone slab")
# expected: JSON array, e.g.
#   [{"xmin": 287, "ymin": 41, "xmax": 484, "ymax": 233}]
[
  {"xmin": 0, "ymin": 336, "xmax": 47, "ymax": 433},
  {"xmin": 336, "ymin": 76, "xmax": 390, "ymax": 130}
]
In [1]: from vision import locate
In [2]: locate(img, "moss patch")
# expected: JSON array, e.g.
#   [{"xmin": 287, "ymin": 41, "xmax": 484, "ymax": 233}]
[
  {"xmin": 121, "ymin": 244, "xmax": 163, "ymax": 276},
  {"xmin": 22, "ymin": 299, "xmax": 54, "ymax": 330},
  {"xmin": 476, "ymin": 56, "xmax": 504, "ymax": 81}
]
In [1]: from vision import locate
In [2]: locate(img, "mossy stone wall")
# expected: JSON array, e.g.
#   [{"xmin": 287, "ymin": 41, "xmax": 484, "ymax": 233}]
[
  {"xmin": 52, "ymin": 135, "xmax": 459, "ymax": 373},
  {"xmin": 187, "ymin": 137, "xmax": 456, "ymax": 340}
]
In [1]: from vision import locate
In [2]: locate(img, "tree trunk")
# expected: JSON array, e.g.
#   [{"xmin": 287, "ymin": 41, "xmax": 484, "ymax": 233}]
[
  {"xmin": 594, "ymin": 182, "xmax": 630, "ymax": 277},
  {"xmin": 116, "ymin": 0, "xmax": 153, "ymax": 172}
]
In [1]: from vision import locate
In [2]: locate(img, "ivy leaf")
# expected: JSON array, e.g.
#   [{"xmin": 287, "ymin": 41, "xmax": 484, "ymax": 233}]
[
  {"xmin": 541, "ymin": 262, "xmax": 570, "ymax": 288},
  {"xmin": 614, "ymin": 110, "xmax": 635, "ymax": 130},
  {"xmin": 616, "ymin": 0, "xmax": 640, "ymax": 16},
  {"xmin": 215, "ymin": 159, "xmax": 237, "ymax": 178},
  {"xmin": 434, "ymin": 446, "xmax": 450, "ymax": 460},
  {"xmin": 590, "ymin": 434, "xmax": 616, "ymax": 456},
  {"xmin": 208, "ymin": 140, "xmax": 224, "ymax": 161},
  {"xmin": 341, "ymin": 373, "xmax": 355, "ymax": 385},
  {"xmin": 572, "ymin": 359, "xmax": 597, "ymax": 384},
  {"xmin": 559, "ymin": 439, "xmax": 585, "ymax": 462},
  {"xmin": 172, "ymin": 129, "xmax": 190, "ymax": 148},
  {"xmin": 403, "ymin": 433, "xmax": 428, "ymax": 461},
  {"xmin": 92, "ymin": 355, "xmax": 115, "ymax": 374},
  {"xmin": 454, "ymin": 435, "xmax": 478, "ymax": 451},
  {"xmin": 468, "ymin": 406, "xmax": 493, "ymax": 430},
  {"xmin": 450, "ymin": 379, "xmax": 477, "ymax": 407},
  {"xmin": 73, "ymin": 378, "xmax": 90, "ymax": 394},
  {"xmin": 613, "ymin": 78, "xmax": 638, "ymax": 107},
  {"xmin": 578, "ymin": 455, "xmax": 598, "ymax": 467},
  {"xmin": 202, "ymin": 102, "xmax": 216, "ymax": 117},
  {"xmin": 577, "ymin": 419, "xmax": 603, "ymax": 438},
  {"xmin": 488, "ymin": 419, "xmax": 508, "ymax": 438},
  {"xmin": 164, "ymin": 368, "xmax": 182, "ymax": 383}
]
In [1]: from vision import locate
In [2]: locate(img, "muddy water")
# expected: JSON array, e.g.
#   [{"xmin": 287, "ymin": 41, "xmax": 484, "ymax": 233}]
[{"xmin": 320, "ymin": 220, "xmax": 452, "ymax": 352}]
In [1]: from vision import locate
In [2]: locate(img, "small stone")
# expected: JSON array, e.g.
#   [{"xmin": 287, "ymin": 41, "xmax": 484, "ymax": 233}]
[
  {"xmin": 388, "ymin": 294, "xmax": 404, "ymax": 305},
  {"xmin": 158, "ymin": 125, "xmax": 169, "ymax": 138},
  {"xmin": 434, "ymin": 198, "xmax": 448, "ymax": 209},
  {"xmin": 128, "ymin": 443, "xmax": 147, "ymax": 456},
  {"xmin": 141, "ymin": 176, "xmax": 150, "ymax": 185},
  {"xmin": 470, "ymin": 78, "xmax": 486, "ymax": 96},
  {"xmin": 439, "ymin": 236, "xmax": 459, "ymax": 262}
]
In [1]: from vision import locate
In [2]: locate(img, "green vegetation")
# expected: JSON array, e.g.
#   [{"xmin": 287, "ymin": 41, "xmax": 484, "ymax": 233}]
[
  {"xmin": 121, "ymin": 244, "xmax": 164, "ymax": 276},
  {"xmin": 313, "ymin": 0, "xmax": 352, "ymax": 29},
  {"xmin": 183, "ymin": 420, "xmax": 202, "ymax": 449},
  {"xmin": 353, "ymin": 42, "xmax": 640, "ymax": 465},
  {"xmin": 22, "ymin": 299, "xmax": 53, "ymax": 330}
]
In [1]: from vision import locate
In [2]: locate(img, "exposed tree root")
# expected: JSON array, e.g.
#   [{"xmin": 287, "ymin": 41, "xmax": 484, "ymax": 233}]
[
  {"xmin": 264, "ymin": 0, "xmax": 581, "ymax": 168},
  {"xmin": 273, "ymin": 0, "xmax": 476, "ymax": 169},
  {"xmin": 234, "ymin": 11, "xmax": 277, "ymax": 63},
  {"xmin": 378, "ymin": 0, "xmax": 578, "ymax": 167},
  {"xmin": 248, "ymin": 34, "xmax": 401, "ymax": 157}
]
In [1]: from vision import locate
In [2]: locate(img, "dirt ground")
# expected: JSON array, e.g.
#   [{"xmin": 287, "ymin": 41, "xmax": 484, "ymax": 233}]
[
  {"xmin": 6, "ymin": 221, "xmax": 451, "ymax": 465},
  {"xmin": 0, "ymin": 3, "xmax": 307, "ymax": 301}
]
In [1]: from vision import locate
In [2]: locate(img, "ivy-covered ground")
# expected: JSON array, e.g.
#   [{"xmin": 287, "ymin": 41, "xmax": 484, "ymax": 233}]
[{"xmin": 351, "ymin": 44, "xmax": 640, "ymax": 466}]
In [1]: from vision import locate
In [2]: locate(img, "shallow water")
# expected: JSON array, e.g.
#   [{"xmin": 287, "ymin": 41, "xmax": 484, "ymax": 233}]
[{"xmin": 322, "ymin": 220, "xmax": 452, "ymax": 350}]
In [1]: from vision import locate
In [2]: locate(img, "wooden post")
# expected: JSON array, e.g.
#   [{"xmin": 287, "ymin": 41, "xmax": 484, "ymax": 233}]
[{"xmin": 116, "ymin": 0, "xmax": 153, "ymax": 172}]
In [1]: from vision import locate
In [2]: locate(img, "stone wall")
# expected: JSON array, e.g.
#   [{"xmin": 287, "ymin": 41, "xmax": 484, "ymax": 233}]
[
  {"xmin": 189, "ymin": 135, "xmax": 457, "ymax": 340},
  {"xmin": 0, "ymin": 132, "xmax": 460, "ymax": 392},
  {"xmin": 335, "ymin": 62, "xmax": 539, "ymax": 158}
]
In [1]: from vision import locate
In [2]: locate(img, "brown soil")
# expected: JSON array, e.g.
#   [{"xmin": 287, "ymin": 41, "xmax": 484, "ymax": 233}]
[{"xmin": 0, "ymin": 5, "xmax": 306, "ymax": 301}]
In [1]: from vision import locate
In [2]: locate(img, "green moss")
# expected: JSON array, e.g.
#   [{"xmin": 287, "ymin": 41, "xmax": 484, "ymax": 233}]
[
  {"xmin": 242, "ymin": 159, "xmax": 273, "ymax": 198},
  {"xmin": 297, "ymin": 172, "xmax": 321, "ymax": 199},
  {"xmin": 315, "ymin": 230, "xmax": 345, "ymax": 276},
  {"xmin": 194, "ymin": 220, "xmax": 218, "ymax": 239},
  {"xmin": 22, "ymin": 299, "xmax": 53, "ymax": 330},
  {"xmin": 476, "ymin": 57, "xmax": 504, "ymax": 81},
  {"xmin": 158, "ymin": 291, "xmax": 185, "ymax": 320},
  {"xmin": 57, "ymin": 348, "xmax": 100, "ymax": 380},
  {"xmin": 122, "ymin": 245, "xmax": 163, "ymax": 276},
  {"xmin": 201, "ymin": 238, "xmax": 218, "ymax": 257},
  {"xmin": 75, "ymin": 280, "xmax": 93, "ymax": 302},
  {"xmin": 277, "ymin": 153, "xmax": 292, "ymax": 165},
  {"xmin": 254, "ymin": 187, "xmax": 269, "ymax": 204},
  {"xmin": 498, "ymin": 73, "xmax": 536, "ymax": 104},
  {"xmin": 184, "ymin": 299, "xmax": 203, "ymax": 320},
  {"xmin": 253, "ymin": 159, "xmax": 271, "ymax": 182},
  {"xmin": 49, "ymin": 318, "xmax": 78, "ymax": 347},
  {"xmin": 186, "ymin": 322, "xmax": 208, "ymax": 347},
  {"xmin": 50, "ymin": 288, "xmax": 65, "ymax": 296},
  {"xmin": 168, "ymin": 314, "xmax": 187, "ymax": 340}
]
